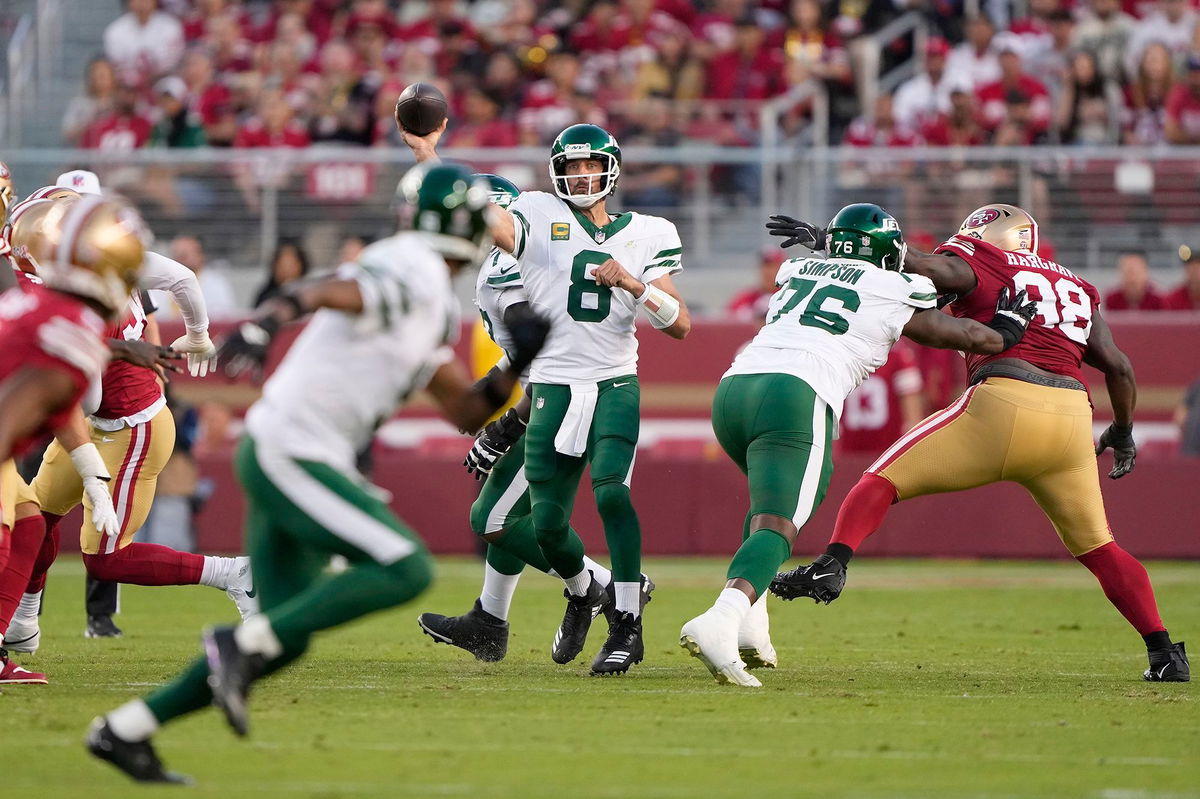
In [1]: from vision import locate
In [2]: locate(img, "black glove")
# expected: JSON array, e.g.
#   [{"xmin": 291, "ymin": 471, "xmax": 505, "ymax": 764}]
[
  {"xmin": 766, "ymin": 214, "xmax": 827, "ymax": 251},
  {"xmin": 1096, "ymin": 423, "xmax": 1136, "ymax": 479},
  {"xmin": 217, "ymin": 317, "xmax": 280, "ymax": 380},
  {"xmin": 464, "ymin": 408, "xmax": 527, "ymax": 480},
  {"xmin": 504, "ymin": 303, "xmax": 550, "ymax": 374},
  {"xmin": 985, "ymin": 287, "xmax": 1037, "ymax": 350}
]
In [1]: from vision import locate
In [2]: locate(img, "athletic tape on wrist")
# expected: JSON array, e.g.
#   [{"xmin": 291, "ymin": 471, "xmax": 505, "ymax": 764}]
[
  {"xmin": 69, "ymin": 442, "xmax": 111, "ymax": 481},
  {"xmin": 636, "ymin": 284, "xmax": 680, "ymax": 329}
]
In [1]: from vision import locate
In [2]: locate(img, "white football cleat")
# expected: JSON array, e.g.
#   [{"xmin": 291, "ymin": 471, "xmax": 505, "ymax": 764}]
[
  {"xmin": 225, "ymin": 557, "xmax": 259, "ymax": 620},
  {"xmin": 737, "ymin": 594, "xmax": 777, "ymax": 669},
  {"xmin": 3, "ymin": 620, "xmax": 40, "ymax": 655},
  {"xmin": 680, "ymin": 610, "xmax": 762, "ymax": 688}
]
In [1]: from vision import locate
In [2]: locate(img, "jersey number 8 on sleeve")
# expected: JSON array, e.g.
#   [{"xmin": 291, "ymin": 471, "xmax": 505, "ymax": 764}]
[
  {"xmin": 768, "ymin": 277, "xmax": 861, "ymax": 335},
  {"xmin": 1011, "ymin": 270, "xmax": 1093, "ymax": 344},
  {"xmin": 568, "ymin": 250, "xmax": 613, "ymax": 323}
]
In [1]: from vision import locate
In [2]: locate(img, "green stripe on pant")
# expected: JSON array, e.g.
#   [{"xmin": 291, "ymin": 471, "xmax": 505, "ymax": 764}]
[
  {"xmin": 524, "ymin": 376, "xmax": 642, "ymax": 583},
  {"xmin": 712, "ymin": 373, "xmax": 835, "ymax": 596}
]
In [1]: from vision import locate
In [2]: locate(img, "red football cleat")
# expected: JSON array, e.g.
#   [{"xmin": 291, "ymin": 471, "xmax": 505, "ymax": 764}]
[{"xmin": 0, "ymin": 648, "xmax": 47, "ymax": 684}]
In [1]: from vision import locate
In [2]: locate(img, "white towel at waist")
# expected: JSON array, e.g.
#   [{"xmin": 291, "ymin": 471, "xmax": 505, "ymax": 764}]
[{"xmin": 553, "ymin": 383, "xmax": 599, "ymax": 457}]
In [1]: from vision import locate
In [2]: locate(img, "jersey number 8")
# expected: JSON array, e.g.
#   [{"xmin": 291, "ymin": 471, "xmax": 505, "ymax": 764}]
[{"xmin": 568, "ymin": 250, "xmax": 613, "ymax": 323}]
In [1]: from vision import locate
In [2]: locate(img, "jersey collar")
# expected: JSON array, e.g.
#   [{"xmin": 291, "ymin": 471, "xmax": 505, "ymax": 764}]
[{"xmin": 570, "ymin": 206, "xmax": 632, "ymax": 244}]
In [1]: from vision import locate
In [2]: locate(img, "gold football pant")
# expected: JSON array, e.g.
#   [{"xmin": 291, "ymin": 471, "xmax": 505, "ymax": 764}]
[
  {"xmin": 1, "ymin": 458, "xmax": 41, "ymax": 528},
  {"xmin": 32, "ymin": 407, "xmax": 175, "ymax": 555},
  {"xmin": 867, "ymin": 377, "xmax": 1113, "ymax": 556}
]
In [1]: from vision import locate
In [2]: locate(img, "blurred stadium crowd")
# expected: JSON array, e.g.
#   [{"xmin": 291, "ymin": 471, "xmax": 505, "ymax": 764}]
[{"xmin": 60, "ymin": 0, "xmax": 1200, "ymax": 153}]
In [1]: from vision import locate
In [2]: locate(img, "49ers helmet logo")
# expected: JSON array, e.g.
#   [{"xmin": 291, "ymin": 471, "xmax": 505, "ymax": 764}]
[{"xmin": 964, "ymin": 207, "xmax": 1002, "ymax": 228}]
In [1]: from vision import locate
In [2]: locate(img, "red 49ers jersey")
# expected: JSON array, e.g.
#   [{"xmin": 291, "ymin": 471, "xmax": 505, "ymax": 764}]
[
  {"xmin": 839, "ymin": 341, "xmax": 923, "ymax": 455},
  {"xmin": 936, "ymin": 235, "xmax": 1100, "ymax": 386},
  {"xmin": 0, "ymin": 284, "xmax": 108, "ymax": 455},
  {"xmin": 95, "ymin": 292, "xmax": 163, "ymax": 422}
]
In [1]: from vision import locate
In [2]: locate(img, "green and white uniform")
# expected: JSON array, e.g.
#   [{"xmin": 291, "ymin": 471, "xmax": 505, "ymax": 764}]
[
  {"xmin": 470, "ymin": 248, "xmax": 532, "ymax": 538},
  {"xmin": 139, "ymin": 233, "xmax": 454, "ymax": 727},
  {"xmin": 713, "ymin": 255, "xmax": 936, "ymax": 594},
  {"xmin": 505, "ymin": 190, "xmax": 682, "ymax": 589}
]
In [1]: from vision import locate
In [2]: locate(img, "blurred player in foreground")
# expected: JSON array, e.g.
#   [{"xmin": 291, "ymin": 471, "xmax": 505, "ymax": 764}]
[
  {"xmin": 88, "ymin": 163, "xmax": 549, "ymax": 783},
  {"xmin": 680, "ymin": 203, "xmax": 1037, "ymax": 687},
  {"xmin": 769, "ymin": 204, "xmax": 1189, "ymax": 683}
]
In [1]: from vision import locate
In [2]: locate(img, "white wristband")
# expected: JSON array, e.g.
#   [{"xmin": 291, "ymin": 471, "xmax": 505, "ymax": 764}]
[
  {"xmin": 636, "ymin": 284, "xmax": 681, "ymax": 329},
  {"xmin": 69, "ymin": 442, "xmax": 111, "ymax": 481}
]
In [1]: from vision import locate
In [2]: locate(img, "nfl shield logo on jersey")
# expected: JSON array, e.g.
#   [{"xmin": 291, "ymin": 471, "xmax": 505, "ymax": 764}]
[{"xmin": 536, "ymin": 397, "xmax": 545, "ymax": 409}]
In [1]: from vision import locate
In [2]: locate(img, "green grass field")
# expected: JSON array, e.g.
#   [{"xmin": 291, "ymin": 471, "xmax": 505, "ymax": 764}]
[{"xmin": 7, "ymin": 557, "xmax": 1198, "ymax": 799}]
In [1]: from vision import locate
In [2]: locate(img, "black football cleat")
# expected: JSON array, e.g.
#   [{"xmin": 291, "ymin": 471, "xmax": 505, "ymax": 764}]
[
  {"xmin": 601, "ymin": 572, "xmax": 656, "ymax": 627},
  {"xmin": 86, "ymin": 718, "xmax": 191, "ymax": 784},
  {"xmin": 203, "ymin": 626, "xmax": 264, "ymax": 737},
  {"xmin": 551, "ymin": 578, "xmax": 607, "ymax": 665},
  {"xmin": 770, "ymin": 554, "xmax": 847, "ymax": 604},
  {"xmin": 418, "ymin": 599, "xmax": 510, "ymax": 662},
  {"xmin": 591, "ymin": 611, "xmax": 644, "ymax": 676},
  {"xmin": 1144, "ymin": 641, "xmax": 1189, "ymax": 682},
  {"xmin": 85, "ymin": 614, "xmax": 123, "ymax": 639}
]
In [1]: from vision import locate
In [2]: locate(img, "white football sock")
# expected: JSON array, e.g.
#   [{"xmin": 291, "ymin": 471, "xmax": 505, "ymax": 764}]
[
  {"xmin": 199, "ymin": 556, "xmax": 249, "ymax": 590},
  {"xmin": 233, "ymin": 614, "xmax": 284, "ymax": 660},
  {"xmin": 614, "ymin": 581, "xmax": 641, "ymax": 616},
  {"xmin": 582, "ymin": 557, "xmax": 613, "ymax": 588},
  {"xmin": 12, "ymin": 590, "xmax": 41, "ymax": 626},
  {"xmin": 713, "ymin": 588, "xmax": 752, "ymax": 623},
  {"xmin": 479, "ymin": 564, "xmax": 520, "ymax": 620},
  {"xmin": 107, "ymin": 699, "xmax": 159, "ymax": 742},
  {"xmin": 562, "ymin": 569, "xmax": 592, "ymax": 597}
]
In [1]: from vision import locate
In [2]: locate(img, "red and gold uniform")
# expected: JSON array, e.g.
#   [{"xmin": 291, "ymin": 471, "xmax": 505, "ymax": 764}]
[
  {"xmin": 0, "ymin": 285, "xmax": 108, "ymax": 528},
  {"xmin": 33, "ymin": 292, "xmax": 174, "ymax": 555},
  {"xmin": 866, "ymin": 234, "xmax": 1110, "ymax": 556}
]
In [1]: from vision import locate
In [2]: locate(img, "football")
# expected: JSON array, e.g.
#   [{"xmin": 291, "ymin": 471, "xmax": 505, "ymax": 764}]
[{"xmin": 394, "ymin": 82, "xmax": 448, "ymax": 137}]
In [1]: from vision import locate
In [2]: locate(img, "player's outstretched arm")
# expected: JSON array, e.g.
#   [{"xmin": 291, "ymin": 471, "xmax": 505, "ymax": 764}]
[
  {"xmin": 430, "ymin": 307, "xmax": 549, "ymax": 435},
  {"xmin": 902, "ymin": 248, "xmax": 978, "ymax": 296},
  {"xmin": 902, "ymin": 289, "xmax": 1036, "ymax": 354},
  {"xmin": 216, "ymin": 277, "xmax": 363, "ymax": 379},
  {"xmin": 0, "ymin": 367, "xmax": 76, "ymax": 463},
  {"xmin": 1085, "ymin": 310, "xmax": 1138, "ymax": 478}
]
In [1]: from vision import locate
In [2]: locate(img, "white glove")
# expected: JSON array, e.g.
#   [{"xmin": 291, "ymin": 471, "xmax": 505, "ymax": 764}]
[
  {"xmin": 69, "ymin": 444, "xmax": 120, "ymax": 539},
  {"xmin": 83, "ymin": 476, "xmax": 121, "ymax": 539},
  {"xmin": 171, "ymin": 331, "xmax": 218, "ymax": 377}
]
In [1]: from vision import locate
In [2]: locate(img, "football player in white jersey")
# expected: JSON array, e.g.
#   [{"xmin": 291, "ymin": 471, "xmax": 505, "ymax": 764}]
[
  {"xmin": 679, "ymin": 203, "xmax": 1037, "ymax": 687},
  {"xmin": 404, "ymin": 122, "xmax": 690, "ymax": 674},
  {"xmin": 87, "ymin": 163, "xmax": 550, "ymax": 783},
  {"xmin": 418, "ymin": 174, "xmax": 638, "ymax": 662},
  {"xmin": 406, "ymin": 122, "xmax": 691, "ymax": 674}
]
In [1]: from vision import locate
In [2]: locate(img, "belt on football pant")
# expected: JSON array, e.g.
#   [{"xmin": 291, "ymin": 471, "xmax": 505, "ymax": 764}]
[{"xmin": 969, "ymin": 363, "xmax": 1086, "ymax": 392}]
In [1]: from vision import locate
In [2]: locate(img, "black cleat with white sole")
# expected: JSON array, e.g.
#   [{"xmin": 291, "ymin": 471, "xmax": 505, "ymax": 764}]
[
  {"xmin": 418, "ymin": 599, "xmax": 510, "ymax": 662},
  {"xmin": 1145, "ymin": 641, "xmax": 1189, "ymax": 682},
  {"xmin": 552, "ymin": 578, "xmax": 607, "ymax": 665},
  {"xmin": 203, "ymin": 625, "xmax": 264, "ymax": 737},
  {"xmin": 601, "ymin": 573, "xmax": 656, "ymax": 627},
  {"xmin": 86, "ymin": 718, "xmax": 191, "ymax": 784},
  {"xmin": 770, "ymin": 554, "xmax": 847, "ymax": 604},
  {"xmin": 591, "ymin": 612, "xmax": 644, "ymax": 676},
  {"xmin": 85, "ymin": 614, "xmax": 123, "ymax": 639}
]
